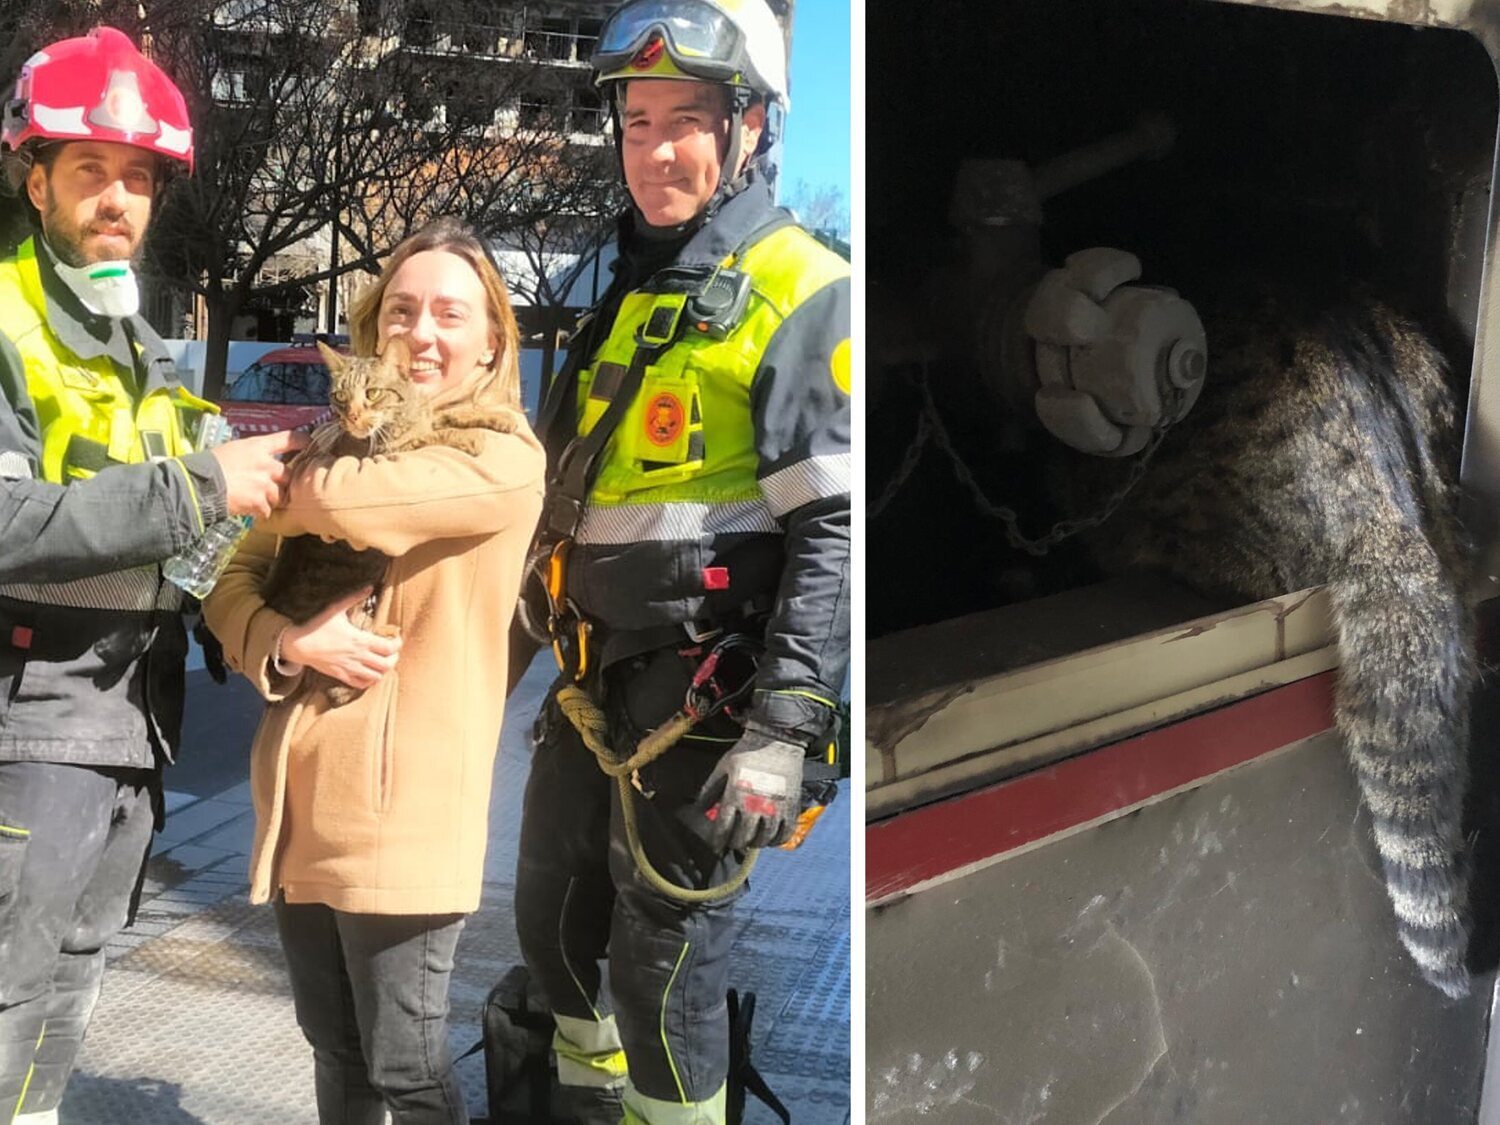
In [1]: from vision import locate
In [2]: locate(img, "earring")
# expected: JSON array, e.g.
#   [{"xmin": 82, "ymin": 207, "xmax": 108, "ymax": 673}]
[{"xmin": 480, "ymin": 349, "xmax": 496, "ymax": 366}]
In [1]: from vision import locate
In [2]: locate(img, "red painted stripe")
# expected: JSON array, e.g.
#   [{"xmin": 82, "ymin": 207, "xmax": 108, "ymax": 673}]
[{"xmin": 866, "ymin": 671, "xmax": 1336, "ymax": 901}]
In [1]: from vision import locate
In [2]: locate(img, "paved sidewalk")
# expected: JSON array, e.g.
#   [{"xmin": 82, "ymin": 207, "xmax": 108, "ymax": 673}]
[{"xmin": 58, "ymin": 656, "xmax": 851, "ymax": 1124}]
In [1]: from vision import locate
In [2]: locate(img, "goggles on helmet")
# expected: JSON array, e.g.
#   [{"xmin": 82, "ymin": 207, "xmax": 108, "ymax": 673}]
[{"xmin": 593, "ymin": 0, "xmax": 753, "ymax": 89}]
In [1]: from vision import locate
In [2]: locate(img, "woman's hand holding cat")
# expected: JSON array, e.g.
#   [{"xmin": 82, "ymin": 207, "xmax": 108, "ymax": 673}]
[
  {"xmin": 213, "ymin": 430, "xmax": 311, "ymax": 518},
  {"xmin": 280, "ymin": 587, "xmax": 402, "ymax": 689}
]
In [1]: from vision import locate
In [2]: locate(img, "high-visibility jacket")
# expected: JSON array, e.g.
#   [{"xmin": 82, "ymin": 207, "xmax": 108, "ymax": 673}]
[
  {"xmin": 0, "ymin": 235, "xmax": 229, "ymax": 768},
  {"xmin": 539, "ymin": 180, "xmax": 851, "ymax": 737}
]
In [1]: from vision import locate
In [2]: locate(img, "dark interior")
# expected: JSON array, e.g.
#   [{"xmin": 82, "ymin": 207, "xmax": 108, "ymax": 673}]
[{"xmin": 865, "ymin": 0, "xmax": 1499, "ymax": 641}]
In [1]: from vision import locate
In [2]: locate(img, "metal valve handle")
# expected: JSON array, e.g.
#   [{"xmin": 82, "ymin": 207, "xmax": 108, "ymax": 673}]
[{"xmin": 1023, "ymin": 247, "xmax": 1208, "ymax": 457}]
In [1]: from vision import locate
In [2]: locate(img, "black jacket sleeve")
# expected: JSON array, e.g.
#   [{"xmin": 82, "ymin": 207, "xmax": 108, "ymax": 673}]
[
  {"xmin": 0, "ymin": 330, "xmax": 228, "ymax": 585},
  {"xmin": 746, "ymin": 276, "xmax": 852, "ymax": 737}
]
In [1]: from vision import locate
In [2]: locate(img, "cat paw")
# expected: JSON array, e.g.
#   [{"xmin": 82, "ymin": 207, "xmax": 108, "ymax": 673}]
[
  {"xmin": 324, "ymin": 682, "xmax": 364, "ymax": 708},
  {"xmin": 434, "ymin": 431, "xmax": 484, "ymax": 456}
]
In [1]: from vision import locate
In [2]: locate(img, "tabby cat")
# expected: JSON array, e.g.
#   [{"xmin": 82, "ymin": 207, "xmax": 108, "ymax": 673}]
[
  {"xmin": 1064, "ymin": 295, "xmax": 1473, "ymax": 998},
  {"xmin": 260, "ymin": 336, "xmax": 519, "ymax": 706}
]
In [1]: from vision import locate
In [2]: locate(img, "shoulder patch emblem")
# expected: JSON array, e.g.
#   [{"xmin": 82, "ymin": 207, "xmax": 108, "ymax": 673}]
[
  {"xmin": 645, "ymin": 392, "xmax": 685, "ymax": 447},
  {"xmin": 830, "ymin": 337, "xmax": 851, "ymax": 396}
]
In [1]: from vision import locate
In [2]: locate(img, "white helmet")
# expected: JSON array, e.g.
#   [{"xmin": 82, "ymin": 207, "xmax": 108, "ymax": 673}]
[
  {"xmin": 592, "ymin": 0, "xmax": 789, "ymax": 111},
  {"xmin": 593, "ymin": 0, "xmax": 789, "ymax": 202}
]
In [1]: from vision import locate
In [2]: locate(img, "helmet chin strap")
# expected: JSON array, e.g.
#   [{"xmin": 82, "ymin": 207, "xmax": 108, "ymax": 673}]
[{"xmin": 717, "ymin": 86, "xmax": 752, "ymax": 199}]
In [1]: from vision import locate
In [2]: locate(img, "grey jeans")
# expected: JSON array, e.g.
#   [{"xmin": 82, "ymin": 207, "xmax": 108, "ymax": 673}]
[{"xmin": 274, "ymin": 899, "xmax": 469, "ymax": 1125}]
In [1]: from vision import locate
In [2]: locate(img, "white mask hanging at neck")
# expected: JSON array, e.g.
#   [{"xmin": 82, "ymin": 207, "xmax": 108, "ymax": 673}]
[{"xmin": 44, "ymin": 240, "xmax": 141, "ymax": 319}]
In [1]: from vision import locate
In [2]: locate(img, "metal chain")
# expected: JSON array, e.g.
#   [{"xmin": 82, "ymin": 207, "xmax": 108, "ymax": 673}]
[
  {"xmin": 867, "ymin": 409, "xmax": 932, "ymax": 519},
  {"xmin": 868, "ymin": 364, "xmax": 1179, "ymax": 557}
]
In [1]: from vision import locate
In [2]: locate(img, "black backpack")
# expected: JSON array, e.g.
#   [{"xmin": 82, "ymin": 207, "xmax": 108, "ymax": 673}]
[{"xmin": 466, "ymin": 966, "xmax": 556, "ymax": 1124}]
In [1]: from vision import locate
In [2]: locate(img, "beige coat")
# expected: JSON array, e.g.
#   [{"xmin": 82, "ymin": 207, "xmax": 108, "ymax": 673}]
[{"xmin": 204, "ymin": 420, "xmax": 544, "ymax": 914}]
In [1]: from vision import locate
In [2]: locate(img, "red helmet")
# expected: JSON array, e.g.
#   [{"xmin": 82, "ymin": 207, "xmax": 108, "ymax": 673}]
[{"xmin": 1, "ymin": 27, "xmax": 193, "ymax": 173}]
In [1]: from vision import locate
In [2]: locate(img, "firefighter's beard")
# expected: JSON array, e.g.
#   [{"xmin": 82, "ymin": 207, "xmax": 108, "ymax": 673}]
[{"xmin": 39, "ymin": 189, "xmax": 144, "ymax": 269}]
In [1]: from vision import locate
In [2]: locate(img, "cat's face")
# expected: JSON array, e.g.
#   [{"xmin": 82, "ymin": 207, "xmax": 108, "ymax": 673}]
[{"xmin": 319, "ymin": 338, "xmax": 426, "ymax": 444}]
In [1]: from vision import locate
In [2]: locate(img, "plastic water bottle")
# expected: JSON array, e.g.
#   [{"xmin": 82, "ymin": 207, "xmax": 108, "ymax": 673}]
[
  {"xmin": 164, "ymin": 414, "xmax": 253, "ymax": 598},
  {"xmin": 163, "ymin": 515, "xmax": 253, "ymax": 598}
]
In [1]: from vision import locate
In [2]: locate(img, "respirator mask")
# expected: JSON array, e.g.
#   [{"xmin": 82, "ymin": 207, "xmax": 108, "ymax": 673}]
[{"xmin": 50, "ymin": 254, "xmax": 141, "ymax": 319}]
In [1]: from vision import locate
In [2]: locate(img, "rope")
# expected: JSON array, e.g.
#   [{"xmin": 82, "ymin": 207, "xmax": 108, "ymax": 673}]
[{"xmin": 556, "ymin": 684, "xmax": 758, "ymax": 904}]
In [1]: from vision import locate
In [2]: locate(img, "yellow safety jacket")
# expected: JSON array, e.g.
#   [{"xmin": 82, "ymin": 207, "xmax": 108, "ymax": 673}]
[
  {"xmin": 573, "ymin": 223, "xmax": 849, "ymax": 518},
  {"xmin": 0, "ymin": 237, "xmax": 215, "ymax": 488},
  {"xmin": 539, "ymin": 181, "xmax": 852, "ymax": 736},
  {"xmin": 0, "ymin": 236, "xmax": 227, "ymax": 769}
]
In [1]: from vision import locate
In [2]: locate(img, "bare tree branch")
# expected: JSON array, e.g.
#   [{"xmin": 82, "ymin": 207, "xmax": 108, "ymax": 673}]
[
  {"xmin": 0, "ymin": 1, "xmax": 622, "ymax": 395},
  {"xmin": 127, "ymin": 0, "xmax": 621, "ymax": 397},
  {"xmin": 782, "ymin": 178, "xmax": 849, "ymax": 241}
]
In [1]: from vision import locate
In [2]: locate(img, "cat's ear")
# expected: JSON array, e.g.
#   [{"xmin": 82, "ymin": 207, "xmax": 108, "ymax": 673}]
[
  {"xmin": 316, "ymin": 342, "xmax": 346, "ymax": 373},
  {"xmin": 381, "ymin": 335, "xmax": 412, "ymax": 372}
]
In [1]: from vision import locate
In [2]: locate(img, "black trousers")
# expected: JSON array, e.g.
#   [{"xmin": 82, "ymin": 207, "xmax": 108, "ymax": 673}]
[
  {"xmin": 0, "ymin": 760, "xmax": 155, "ymax": 1118},
  {"xmin": 515, "ymin": 652, "xmax": 746, "ymax": 1116},
  {"xmin": 275, "ymin": 899, "xmax": 469, "ymax": 1125}
]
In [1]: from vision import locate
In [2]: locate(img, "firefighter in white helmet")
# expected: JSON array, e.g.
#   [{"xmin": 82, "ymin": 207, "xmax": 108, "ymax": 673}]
[
  {"xmin": 512, "ymin": 0, "xmax": 851, "ymax": 1122},
  {"xmin": 0, "ymin": 28, "xmax": 304, "ymax": 1123}
]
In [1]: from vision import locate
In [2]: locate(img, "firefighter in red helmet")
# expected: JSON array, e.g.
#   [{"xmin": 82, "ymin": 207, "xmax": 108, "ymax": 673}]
[{"xmin": 0, "ymin": 28, "xmax": 305, "ymax": 1123}]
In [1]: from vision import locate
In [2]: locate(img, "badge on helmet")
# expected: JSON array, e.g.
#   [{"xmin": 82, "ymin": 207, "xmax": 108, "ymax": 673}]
[
  {"xmin": 592, "ymin": 0, "xmax": 790, "ymax": 110},
  {"xmin": 632, "ymin": 36, "xmax": 668, "ymax": 72}
]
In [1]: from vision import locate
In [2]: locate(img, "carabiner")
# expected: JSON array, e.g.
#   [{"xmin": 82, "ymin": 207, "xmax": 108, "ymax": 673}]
[
  {"xmin": 546, "ymin": 541, "xmax": 569, "ymax": 605},
  {"xmin": 549, "ymin": 598, "xmax": 593, "ymax": 683}
]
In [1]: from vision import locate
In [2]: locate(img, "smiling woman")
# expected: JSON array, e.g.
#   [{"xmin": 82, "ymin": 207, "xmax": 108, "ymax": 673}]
[
  {"xmin": 348, "ymin": 218, "xmax": 521, "ymax": 409},
  {"xmin": 202, "ymin": 215, "xmax": 543, "ymax": 1125},
  {"xmin": 376, "ymin": 250, "xmax": 498, "ymax": 394}
]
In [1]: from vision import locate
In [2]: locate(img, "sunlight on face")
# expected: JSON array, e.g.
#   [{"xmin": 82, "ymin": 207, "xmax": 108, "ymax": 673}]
[
  {"xmin": 377, "ymin": 250, "xmax": 496, "ymax": 395},
  {"xmin": 28, "ymin": 141, "xmax": 158, "ymax": 267},
  {"xmin": 620, "ymin": 79, "xmax": 734, "ymax": 227}
]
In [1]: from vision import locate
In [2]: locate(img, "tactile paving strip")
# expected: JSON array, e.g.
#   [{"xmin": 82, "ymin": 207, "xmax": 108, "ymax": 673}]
[{"xmin": 756, "ymin": 928, "xmax": 852, "ymax": 1081}]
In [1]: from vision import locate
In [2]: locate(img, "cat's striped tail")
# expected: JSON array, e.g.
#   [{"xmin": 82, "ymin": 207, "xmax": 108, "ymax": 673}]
[{"xmin": 1331, "ymin": 553, "xmax": 1472, "ymax": 998}]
